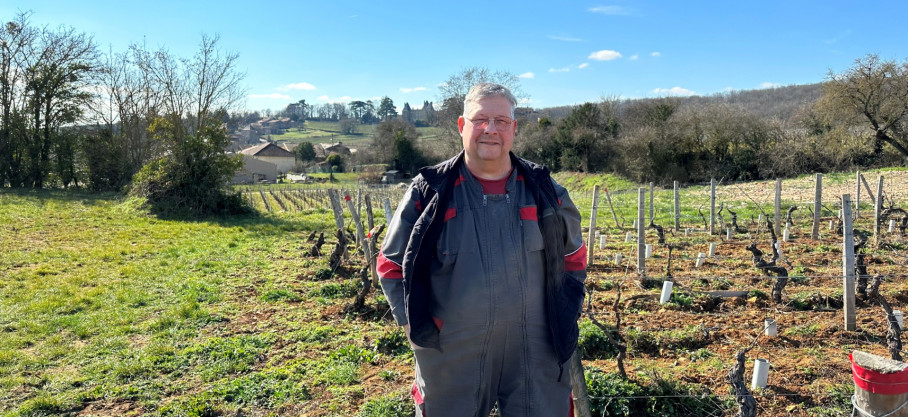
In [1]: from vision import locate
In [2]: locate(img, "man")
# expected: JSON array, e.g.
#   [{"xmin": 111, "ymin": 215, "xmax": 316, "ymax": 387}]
[{"xmin": 377, "ymin": 83, "xmax": 587, "ymax": 416}]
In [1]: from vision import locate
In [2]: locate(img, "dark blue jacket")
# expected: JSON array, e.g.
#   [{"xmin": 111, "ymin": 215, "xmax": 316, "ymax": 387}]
[{"xmin": 400, "ymin": 151, "xmax": 587, "ymax": 367}]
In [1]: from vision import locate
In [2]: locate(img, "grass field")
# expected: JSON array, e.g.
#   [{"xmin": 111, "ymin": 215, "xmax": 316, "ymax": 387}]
[
  {"xmin": 2, "ymin": 168, "xmax": 908, "ymax": 416},
  {"xmin": 267, "ymin": 120, "xmax": 444, "ymax": 149}
]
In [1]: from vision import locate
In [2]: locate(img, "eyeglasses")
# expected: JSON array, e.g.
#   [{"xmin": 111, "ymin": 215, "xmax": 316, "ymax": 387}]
[{"xmin": 465, "ymin": 116, "xmax": 513, "ymax": 130}]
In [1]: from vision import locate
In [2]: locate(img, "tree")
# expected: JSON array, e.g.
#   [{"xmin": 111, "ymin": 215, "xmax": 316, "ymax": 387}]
[
  {"xmin": 326, "ymin": 153, "xmax": 344, "ymax": 172},
  {"xmin": 0, "ymin": 12, "xmax": 37, "ymax": 187},
  {"xmin": 822, "ymin": 54, "xmax": 908, "ymax": 160},
  {"xmin": 0, "ymin": 14, "xmax": 99, "ymax": 188},
  {"xmin": 349, "ymin": 100, "xmax": 368, "ymax": 120},
  {"xmin": 377, "ymin": 96, "xmax": 397, "ymax": 120},
  {"xmin": 373, "ymin": 118, "xmax": 418, "ymax": 165},
  {"xmin": 338, "ymin": 118, "xmax": 357, "ymax": 135},
  {"xmin": 554, "ymin": 102, "xmax": 615, "ymax": 172},
  {"xmin": 294, "ymin": 141, "xmax": 316, "ymax": 162},
  {"xmin": 393, "ymin": 132, "xmax": 429, "ymax": 176},
  {"xmin": 128, "ymin": 34, "xmax": 248, "ymax": 216}
]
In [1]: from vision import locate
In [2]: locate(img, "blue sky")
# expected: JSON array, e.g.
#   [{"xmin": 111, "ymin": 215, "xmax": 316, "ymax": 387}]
[{"xmin": 4, "ymin": 1, "xmax": 907, "ymax": 112}]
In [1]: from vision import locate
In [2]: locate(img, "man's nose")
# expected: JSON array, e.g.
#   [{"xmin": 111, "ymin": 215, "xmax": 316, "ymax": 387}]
[{"xmin": 483, "ymin": 122, "xmax": 498, "ymax": 133}]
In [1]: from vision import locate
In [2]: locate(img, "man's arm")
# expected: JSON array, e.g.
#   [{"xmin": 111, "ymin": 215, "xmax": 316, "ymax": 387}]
[
  {"xmin": 554, "ymin": 181, "xmax": 588, "ymax": 279},
  {"xmin": 377, "ymin": 184, "xmax": 423, "ymax": 326}
]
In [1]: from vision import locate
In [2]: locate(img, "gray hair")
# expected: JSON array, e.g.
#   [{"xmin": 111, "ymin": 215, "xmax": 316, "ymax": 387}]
[{"xmin": 463, "ymin": 83, "xmax": 517, "ymax": 117}]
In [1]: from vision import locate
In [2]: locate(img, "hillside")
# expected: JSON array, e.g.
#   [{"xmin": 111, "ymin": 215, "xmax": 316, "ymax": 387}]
[{"xmin": 533, "ymin": 82, "xmax": 824, "ymax": 123}]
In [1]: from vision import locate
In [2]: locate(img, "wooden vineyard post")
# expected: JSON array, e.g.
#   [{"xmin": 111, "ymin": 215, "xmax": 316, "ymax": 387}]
[
  {"xmin": 862, "ymin": 173, "xmax": 876, "ymax": 203},
  {"xmin": 637, "ymin": 188, "xmax": 646, "ymax": 277},
  {"xmin": 856, "ymin": 171, "xmax": 861, "ymax": 219},
  {"xmin": 843, "ymin": 194, "xmax": 856, "ymax": 332},
  {"xmin": 604, "ymin": 187, "xmax": 620, "ymax": 228},
  {"xmin": 587, "ymin": 185, "xmax": 600, "ymax": 266},
  {"xmin": 328, "ymin": 189, "xmax": 344, "ymax": 231},
  {"xmin": 813, "ymin": 173, "xmax": 823, "ymax": 240},
  {"xmin": 383, "ymin": 198, "xmax": 393, "ymax": 226},
  {"xmin": 851, "ymin": 350, "xmax": 908, "ymax": 417},
  {"xmin": 674, "ymin": 181, "xmax": 680, "ymax": 230},
  {"xmin": 710, "ymin": 178, "xmax": 716, "ymax": 235},
  {"xmin": 365, "ymin": 194, "xmax": 374, "ymax": 231},
  {"xmin": 570, "ymin": 349, "xmax": 592, "ymax": 417},
  {"xmin": 875, "ymin": 175, "xmax": 884, "ymax": 245},
  {"xmin": 345, "ymin": 195, "xmax": 377, "ymax": 286},
  {"xmin": 774, "ymin": 178, "xmax": 782, "ymax": 237}
]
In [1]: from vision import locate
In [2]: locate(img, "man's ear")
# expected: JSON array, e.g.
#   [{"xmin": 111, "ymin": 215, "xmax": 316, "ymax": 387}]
[{"xmin": 457, "ymin": 116, "xmax": 465, "ymax": 134}]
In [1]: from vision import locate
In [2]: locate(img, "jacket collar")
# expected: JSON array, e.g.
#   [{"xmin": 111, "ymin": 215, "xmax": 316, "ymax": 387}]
[{"xmin": 419, "ymin": 151, "xmax": 550, "ymax": 191}]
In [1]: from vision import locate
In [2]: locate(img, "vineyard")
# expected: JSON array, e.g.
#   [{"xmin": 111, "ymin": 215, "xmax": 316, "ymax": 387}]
[
  {"xmin": 2, "ymin": 169, "xmax": 908, "ymax": 417},
  {"xmin": 233, "ymin": 169, "xmax": 908, "ymax": 416}
]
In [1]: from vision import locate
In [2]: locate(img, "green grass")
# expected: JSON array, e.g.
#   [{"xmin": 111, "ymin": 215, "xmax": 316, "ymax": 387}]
[
  {"xmin": 0, "ymin": 189, "xmax": 337, "ymax": 415},
  {"xmin": 268, "ymin": 120, "xmax": 444, "ymax": 150},
  {"xmin": 1, "ymin": 166, "xmax": 906, "ymax": 416}
]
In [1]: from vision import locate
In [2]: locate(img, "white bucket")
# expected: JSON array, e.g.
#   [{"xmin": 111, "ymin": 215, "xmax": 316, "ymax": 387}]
[
  {"xmin": 783, "ymin": 226, "xmax": 790, "ymax": 242},
  {"xmin": 645, "ymin": 244, "xmax": 653, "ymax": 258},
  {"xmin": 764, "ymin": 319, "xmax": 777, "ymax": 337},
  {"xmin": 632, "ymin": 219, "xmax": 638, "ymax": 229},
  {"xmin": 894, "ymin": 310, "xmax": 904, "ymax": 329},
  {"xmin": 695, "ymin": 252, "xmax": 706, "ymax": 268},
  {"xmin": 890, "ymin": 219, "xmax": 897, "ymax": 233},
  {"xmin": 758, "ymin": 214, "xmax": 763, "ymax": 223},
  {"xmin": 752, "ymin": 359, "xmax": 769, "ymax": 389},
  {"xmin": 684, "ymin": 228, "xmax": 690, "ymax": 236},
  {"xmin": 599, "ymin": 235, "xmax": 607, "ymax": 250},
  {"xmin": 727, "ymin": 227, "xmax": 733, "ymax": 240},
  {"xmin": 659, "ymin": 281, "xmax": 673, "ymax": 304},
  {"xmin": 625, "ymin": 232, "xmax": 633, "ymax": 243},
  {"xmin": 708, "ymin": 243, "xmax": 716, "ymax": 257},
  {"xmin": 614, "ymin": 253, "xmax": 623, "ymax": 265},
  {"xmin": 829, "ymin": 220, "xmax": 835, "ymax": 230}
]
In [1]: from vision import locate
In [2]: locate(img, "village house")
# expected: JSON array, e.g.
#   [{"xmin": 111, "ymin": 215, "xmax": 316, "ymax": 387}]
[
  {"xmin": 232, "ymin": 154, "xmax": 278, "ymax": 184},
  {"xmin": 239, "ymin": 142, "xmax": 296, "ymax": 175}
]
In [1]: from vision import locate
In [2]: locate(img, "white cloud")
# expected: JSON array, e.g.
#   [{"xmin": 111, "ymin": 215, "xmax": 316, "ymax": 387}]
[
  {"xmin": 723, "ymin": 87, "xmax": 737, "ymax": 92},
  {"xmin": 248, "ymin": 93, "xmax": 292, "ymax": 100},
  {"xmin": 651, "ymin": 52, "xmax": 661, "ymax": 57},
  {"xmin": 578, "ymin": 63, "xmax": 589, "ymax": 69},
  {"xmin": 316, "ymin": 95, "xmax": 352, "ymax": 103},
  {"xmin": 549, "ymin": 35, "xmax": 583, "ymax": 42},
  {"xmin": 400, "ymin": 87, "xmax": 428, "ymax": 93},
  {"xmin": 519, "ymin": 98, "xmax": 532, "ymax": 104},
  {"xmin": 652, "ymin": 87, "xmax": 695, "ymax": 96},
  {"xmin": 278, "ymin": 82, "xmax": 317, "ymax": 91},
  {"xmin": 588, "ymin": 50, "xmax": 622, "ymax": 61},
  {"xmin": 519, "ymin": 72, "xmax": 535, "ymax": 79},
  {"xmin": 759, "ymin": 82, "xmax": 781, "ymax": 89},
  {"xmin": 549, "ymin": 67, "xmax": 571, "ymax": 73},
  {"xmin": 589, "ymin": 6, "xmax": 630, "ymax": 15},
  {"xmin": 629, "ymin": 54, "xmax": 639, "ymax": 61}
]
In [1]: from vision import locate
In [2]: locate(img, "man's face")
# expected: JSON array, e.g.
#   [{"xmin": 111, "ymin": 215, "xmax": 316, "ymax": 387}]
[{"xmin": 458, "ymin": 95, "xmax": 516, "ymax": 169}]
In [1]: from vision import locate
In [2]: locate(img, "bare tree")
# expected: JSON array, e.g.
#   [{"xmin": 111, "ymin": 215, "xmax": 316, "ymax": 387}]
[
  {"xmin": 0, "ymin": 12, "xmax": 37, "ymax": 187},
  {"xmin": 822, "ymin": 54, "xmax": 908, "ymax": 159}
]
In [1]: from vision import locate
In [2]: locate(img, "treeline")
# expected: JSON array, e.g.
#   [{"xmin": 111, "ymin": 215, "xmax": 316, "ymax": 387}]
[
  {"xmin": 513, "ymin": 61, "xmax": 908, "ymax": 185},
  {"xmin": 1, "ymin": 12, "xmax": 247, "ymax": 215}
]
